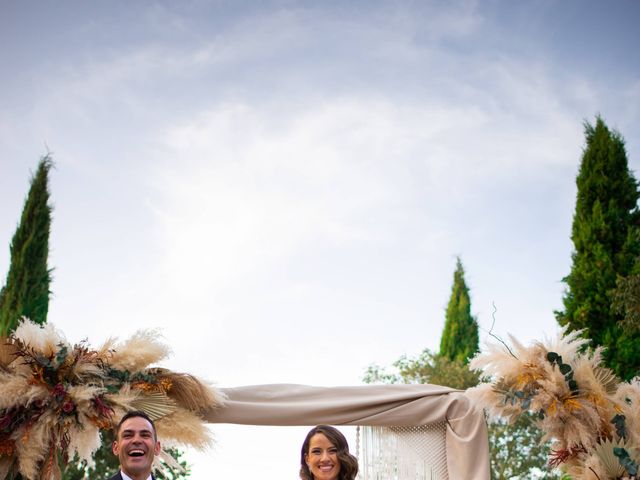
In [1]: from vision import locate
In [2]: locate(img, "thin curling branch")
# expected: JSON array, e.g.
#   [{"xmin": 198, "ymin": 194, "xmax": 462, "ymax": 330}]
[{"xmin": 483, "ymin": 302, "xmax": 518, "ymax": 360}]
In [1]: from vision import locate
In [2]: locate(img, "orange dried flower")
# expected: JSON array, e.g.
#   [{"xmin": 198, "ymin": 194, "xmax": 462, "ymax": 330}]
[
  {"xmin": 29, "ymin": 365, "xmax": 45, "ymax": 384},
  {"xmin": 89, "ymin": 416, "xmax": 112, "ymax": 430},
  {"xmin": 563, "ymin": 397, "xmax": 582, "ymax": 413},
  {"xmin": 514, "ymin": 363, "xmax": 544, "ymax": 389},
  {"xmin": 133, "ymin": 381, "xmax": 161, "ymax": 393},
  {"xmin": 586, "ymin": 393, "xmax": 605, "ymax": 407}
]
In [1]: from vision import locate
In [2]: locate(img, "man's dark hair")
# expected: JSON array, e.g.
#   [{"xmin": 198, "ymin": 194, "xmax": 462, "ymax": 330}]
[{"xmin": 115, "ymin": 410, "xmax": 157, "ymax": 439}]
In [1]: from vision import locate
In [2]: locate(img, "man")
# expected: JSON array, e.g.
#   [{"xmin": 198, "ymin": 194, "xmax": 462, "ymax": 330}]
[{"xmin": 110, "ymin": 410, "xmax": 161, "ymax": 480}]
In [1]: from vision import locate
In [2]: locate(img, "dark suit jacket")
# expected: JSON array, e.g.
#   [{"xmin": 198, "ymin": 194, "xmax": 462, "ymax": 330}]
[{"xmin": 108, "ymin": 472, "xmax": 154, "ymax": 480}]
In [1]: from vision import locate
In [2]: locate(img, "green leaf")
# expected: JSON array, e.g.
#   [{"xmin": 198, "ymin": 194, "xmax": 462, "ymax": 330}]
[{"xmin": 559, "ymin": 363, "xmax": 572, "ymax": 375}]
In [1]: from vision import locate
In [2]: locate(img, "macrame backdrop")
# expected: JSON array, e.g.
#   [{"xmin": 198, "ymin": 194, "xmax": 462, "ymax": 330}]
[
  {"xmin": 204, "ymin": 383, "xmax": 489, "ymax": 480},
  {"xmin": 358, "ymin": 424, "xmax": 448, "ymax": 480}
]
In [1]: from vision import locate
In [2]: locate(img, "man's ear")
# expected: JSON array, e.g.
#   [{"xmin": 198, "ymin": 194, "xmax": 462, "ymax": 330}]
[
  {"xmin": 154, "ymin": 440, "xmax": 161, "ymax": 456},
  {"xmin": 112, "ymin": 440, "xmax": 119, "ymax": 455}
]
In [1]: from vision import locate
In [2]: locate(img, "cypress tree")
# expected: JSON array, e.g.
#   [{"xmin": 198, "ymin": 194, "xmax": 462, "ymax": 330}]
[
  {"xmin": 556, "ymin": 117, "xmax": 640, "ymax": 380},
  {"xmin": 439, "ymin": 257, "xmax": 479, "ymax": 363},
  {"xmin": 0, "ymin": 156, "xmax": 53, "ymax": 336}
]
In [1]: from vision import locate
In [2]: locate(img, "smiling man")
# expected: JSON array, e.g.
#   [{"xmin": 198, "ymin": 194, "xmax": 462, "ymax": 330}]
[{"xmin": 111, "ymin": 410, "xmax": 161, "ymax": 480}]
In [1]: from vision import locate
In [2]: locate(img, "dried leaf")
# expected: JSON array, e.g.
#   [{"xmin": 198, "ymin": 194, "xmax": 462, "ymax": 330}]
[
  {"xmin": 0, "ymin": 338, "xmax": 18, "ymax": 371},
  {"xmin": 131, "ymin": 390, "xmax": 177, "ymax": 421},
  {"xmin": 157, "ymin": 448, "xmax": 186, "ymax": 473},
  {"xmin": 159, "ymin": 371, "xmax": 223, "ymax": 414},
  {"xmin": 593, "ymin": 438, "xmax": 627, "ymax": 477}
]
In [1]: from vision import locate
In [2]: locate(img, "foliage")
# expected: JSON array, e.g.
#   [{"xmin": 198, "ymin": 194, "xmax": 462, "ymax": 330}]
[
  {"xmin": 439, "ymin": 257, "xmax": 479, "ymax": 363},
  {"xmin": 0, "ymin": 156, "xmax": 53, "ymax": 336},
  {"xmin": 489, "ymin": 414, "xmax": 559, "ymax": 480},
  {"xmin": 61, "ymin": 430, "xmax": 118, "ymax": 480},
  {"xmin": 363, "ymin": 348, "xmax": 480, "ymax": 389},
  {"xmin": 612, "ymin": 269, "xmax": 640, "ymax": 334},
  {"xmin": 555, "ymin": 117, "xmax": 640, "ymax": 380}
]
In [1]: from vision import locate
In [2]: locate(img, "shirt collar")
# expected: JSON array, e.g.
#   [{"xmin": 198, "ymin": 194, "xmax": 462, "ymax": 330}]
[{"xmin": 120, "ymin": 471, "xmax": 152, "ymax": 480}]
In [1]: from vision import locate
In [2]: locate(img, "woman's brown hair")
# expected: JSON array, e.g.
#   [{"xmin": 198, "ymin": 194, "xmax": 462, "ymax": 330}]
[{"xmin": 299, "ymin": 425, "xmax": 359, "ymax": 480}]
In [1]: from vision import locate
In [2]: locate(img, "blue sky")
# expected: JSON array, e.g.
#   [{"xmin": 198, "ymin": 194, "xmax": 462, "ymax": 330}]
[{"xmin": 1, "ymin": 0, "xmax": 639, "ymax": 477}]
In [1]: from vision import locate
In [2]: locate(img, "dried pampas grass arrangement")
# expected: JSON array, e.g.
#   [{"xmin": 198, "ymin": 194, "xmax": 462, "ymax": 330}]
[
  {"xmin": 0, "ymin": 319, "xmax": 224, "ymax": 480},
  {"xmin": 467, "ymin": 328, "xmax": 640, "ymax": 479}
]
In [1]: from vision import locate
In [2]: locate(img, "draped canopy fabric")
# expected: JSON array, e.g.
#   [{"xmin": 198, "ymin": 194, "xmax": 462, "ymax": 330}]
[{"xmin": 204, "ymin": 383, "xmax": 490, "ymax": 480}]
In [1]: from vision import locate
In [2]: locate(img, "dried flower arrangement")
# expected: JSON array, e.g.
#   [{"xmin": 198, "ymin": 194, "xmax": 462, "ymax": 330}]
[
  {"xmin": 0, "ymin": 319, "xmax": 223, "ymax": 480},
  {"xmin": 466, "ymin": 329, "xmax": 640, "ymax": 480}
]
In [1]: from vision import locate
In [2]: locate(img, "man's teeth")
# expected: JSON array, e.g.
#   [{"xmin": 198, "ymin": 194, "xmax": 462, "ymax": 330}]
[{"xmin": 129, "ymin": 450, "xmax": 145, "ymax": 457}]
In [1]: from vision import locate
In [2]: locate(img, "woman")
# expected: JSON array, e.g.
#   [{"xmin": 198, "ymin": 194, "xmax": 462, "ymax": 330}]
[{"xmin": 299, "ymin": 425, "xmax": 359, "ymax": 480}]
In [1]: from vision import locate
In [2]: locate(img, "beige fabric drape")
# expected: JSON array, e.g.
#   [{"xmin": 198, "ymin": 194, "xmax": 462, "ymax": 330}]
[{"xmin": 204, "ymin": 383, "xmax": 490, "ymax": 480}]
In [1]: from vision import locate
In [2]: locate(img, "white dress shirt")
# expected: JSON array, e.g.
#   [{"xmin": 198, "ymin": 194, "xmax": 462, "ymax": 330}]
[{"xmin": 120, "ymin": 471, "xmax": 152, "ymax": 480}]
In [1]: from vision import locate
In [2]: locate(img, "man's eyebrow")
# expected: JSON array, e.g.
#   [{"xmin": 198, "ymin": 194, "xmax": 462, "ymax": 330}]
[{"xmin": 121, "ymin": 428, "xmax": 153, "ymax": 434}]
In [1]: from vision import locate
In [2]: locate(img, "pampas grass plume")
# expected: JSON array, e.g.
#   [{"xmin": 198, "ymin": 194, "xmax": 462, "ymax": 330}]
[
  {"xmin": 14, "ymin": 411, "xmax": 54, "ymax": 480},
  {"xmin": 161, "ymin": 372, "xmax": 224, "ymax": 414},
  {"xmin": 105, "ymin": 383, "xmax": 141, "ymax": 418},
  {"xmin": 543, "ymin": 328, "xmax": 590, "ymax": 363},
  {"xmin": 110, "ymin": 330, "xmax": 170, "ymax": 372},
  {"xmin": 68, "ymin": 384, "xmax": 104, "ymax": 404},
  {"xmin": 155, "ymin": 408, "xmax": 214, "ymax": 450},
  {"xmin": 0, "ymin": 372, "xmax": 30, "ymax": 409},
  {"xmin": 67, "ymin": 416, "xmax": 102, "ymax": 467},
  {"xmin": 14, "ymin": 319, "xmax": 66, "ymax": 356}
]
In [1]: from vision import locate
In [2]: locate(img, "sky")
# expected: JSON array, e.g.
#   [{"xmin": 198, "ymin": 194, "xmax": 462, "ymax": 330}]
[{"xmin": 1, "ymin": 0, "xmax": 639, "ymax": 478}]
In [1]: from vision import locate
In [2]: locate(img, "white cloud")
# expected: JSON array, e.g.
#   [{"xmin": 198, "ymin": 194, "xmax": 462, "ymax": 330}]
[{"xmin": 138, "ymin": 80, "xmax": 581, "ymax": 365}]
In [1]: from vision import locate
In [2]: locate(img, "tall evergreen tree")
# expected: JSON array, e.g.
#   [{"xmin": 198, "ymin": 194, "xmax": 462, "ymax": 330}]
[
  {"xmin": 0, "ymin": 156, "xmax": 53, "ymax": 336},
  {"xmin": 439, "ymin": 257, "xmax": 479, "ymax": 363},
  {"xmin": 556, "ymin": 116, "xmax": 640, "ymax": 380}
]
